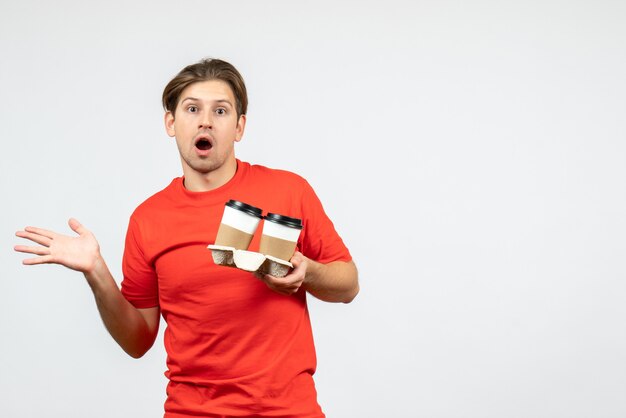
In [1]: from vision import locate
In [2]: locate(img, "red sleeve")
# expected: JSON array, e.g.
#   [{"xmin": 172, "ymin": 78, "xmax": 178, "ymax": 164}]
[
  {"xmin": 120, "ymin": 216, "xmax": 159, "ymax": 308},
  {"xmin": 298, "ymin": 180, "xmax": 352, "ymax": 264}
]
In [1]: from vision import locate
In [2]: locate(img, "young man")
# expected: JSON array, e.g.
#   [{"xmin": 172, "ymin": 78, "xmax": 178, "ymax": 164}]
[{"xmin": 15, "ymin": 58, "xmax": 358, "ymax": 417}]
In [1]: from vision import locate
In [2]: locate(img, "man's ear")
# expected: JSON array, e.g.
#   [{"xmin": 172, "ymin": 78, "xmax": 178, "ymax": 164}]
[
  {"xmin": 164, "ymin": 111, "xmax": 176, "ymax": 137},
  {"xmin": 235, "ymin": 114, "xmax": 247, "ymax": 142}
]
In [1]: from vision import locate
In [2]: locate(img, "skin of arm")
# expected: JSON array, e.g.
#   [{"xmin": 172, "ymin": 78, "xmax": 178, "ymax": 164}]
[
  {"xmin": 14, "ymin": 218, "xmax": 159, "ymax": 358},
  {"xmin": 85, "ymin": 257, "xmax": 160, "ymax": 358},
  {"xmin": 260, "ymin": 251, "xmax": 359, "ymax": 303}
]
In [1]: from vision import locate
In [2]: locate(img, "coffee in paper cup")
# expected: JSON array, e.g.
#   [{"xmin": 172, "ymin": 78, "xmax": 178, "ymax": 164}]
[
  {"xmin": 259, "ymin": 213, "xmax": 303, "ymax": 261},
  {"xmin": 215, "ymin": 200, "xmax": 263, "ymax": 250}
]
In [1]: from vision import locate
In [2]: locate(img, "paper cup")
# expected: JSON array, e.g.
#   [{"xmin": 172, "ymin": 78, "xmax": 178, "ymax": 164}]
[
  {"xmin": 259, "ymin": 213, "xmax": 303, "ymax": 261},
  {"xmin": 215, "ymin": 200, "xmax": 263, "ymax": 250}
]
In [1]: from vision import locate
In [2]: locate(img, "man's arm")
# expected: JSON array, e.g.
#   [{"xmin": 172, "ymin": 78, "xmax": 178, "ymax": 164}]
[
  {"xmin": 302, "ymin": 257, "xmax": 359, "ymax": 303},
  {"xmin": 260, "ymin": 251, "xmax": 359, "ymax": 303},
  {"xmin": 14, "ymin": 218, "xmax": 159, "ymax": 358},
  {"xmin": 85, "ymin": 258, "xmax": 160, "ymax": 358}
]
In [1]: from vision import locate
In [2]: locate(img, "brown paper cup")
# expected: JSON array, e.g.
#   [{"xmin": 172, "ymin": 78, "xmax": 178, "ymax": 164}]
[
  {"xmin": 259, "ymin": 213, "xmax": 303, "ymax": 261},
  {"xmin": 214, "ymin": 200, "xmax": 263, "ymax": 250}
]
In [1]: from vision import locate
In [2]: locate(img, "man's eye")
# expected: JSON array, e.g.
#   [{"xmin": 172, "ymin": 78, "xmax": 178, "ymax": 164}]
[
  {"xmin": 216, "ymin": 108, "xmax": 226, "ymax": 115},
  {"xmin": 188, "ymin": 106, "xmax": 198, "ymax": 113}
]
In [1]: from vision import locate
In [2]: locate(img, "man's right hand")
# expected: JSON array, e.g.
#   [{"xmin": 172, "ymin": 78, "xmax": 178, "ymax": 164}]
[
  {"xmin": 14, "ymin": 218, "xmax": 160, "ymax": 358},
  {"xmin": 15, "ymin": 218, "xmax": 101, "ymax": 274}
]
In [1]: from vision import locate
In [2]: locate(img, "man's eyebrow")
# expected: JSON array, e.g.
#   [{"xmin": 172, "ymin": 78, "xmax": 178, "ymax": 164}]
[
  {"xmin": 215, "ymin": 99, "xmax": 233, "ymax": 106},
  {"xmin": 181, "ymin": 97, "xmax": 233, "ymax": 106}
]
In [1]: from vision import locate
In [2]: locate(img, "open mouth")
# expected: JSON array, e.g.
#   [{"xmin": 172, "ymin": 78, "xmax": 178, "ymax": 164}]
[{"xmin": 195, "ymin": 137, "xmax": 213, "ymax": 151}]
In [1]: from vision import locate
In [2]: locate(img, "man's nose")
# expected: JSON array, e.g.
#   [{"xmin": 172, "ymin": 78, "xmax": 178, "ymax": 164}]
[{"xmin": 199, "ymin": 112, "xmax": 213, "ymax": 129}]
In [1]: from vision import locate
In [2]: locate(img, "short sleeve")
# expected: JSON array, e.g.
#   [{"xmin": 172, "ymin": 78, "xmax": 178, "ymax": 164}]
[
  {"xmin": 121, "ymin": 216, "xmax": 159, "ymax": 308},
  {"xmin": 298, "ymin": 180, "xmax": 352, "ymax": 264}
]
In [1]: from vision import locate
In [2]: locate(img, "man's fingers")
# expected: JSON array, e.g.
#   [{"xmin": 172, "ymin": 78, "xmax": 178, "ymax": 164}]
[
  {"xmin": 266, "ymin": 282, "xmax": 297, "ymax": 295},
  {"xmin": 264, "ymin": 274, "xmax": 301, "ymax": 295},
  {"xmin": 15, "ymin": 230, "xmax": 52, "ymax": 247},
  {"xmin": 14, "ymin": 245, "xmax": 51, "ymax": 256},
  {"xmin": 22, "ymin": 255, "xmax": 55, "ymax": 265},
  {"xmin": 68, "ymin": 218, "xmax": 86, "ymax": 235},
  {"xmin": 22, "ymin": 226, "xmax": 56, "ymax": 239}
]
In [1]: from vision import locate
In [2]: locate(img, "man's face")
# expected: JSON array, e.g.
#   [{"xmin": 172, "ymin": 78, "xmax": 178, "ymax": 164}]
[{"xmin": 165, "ymin": 80, "xmax": 246, "ymax": 176}]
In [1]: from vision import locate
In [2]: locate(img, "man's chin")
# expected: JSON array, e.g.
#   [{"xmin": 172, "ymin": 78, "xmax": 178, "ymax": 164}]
[
  {"xmin": 190, "ymin": 163, "xmax": 219, "ymax": 174},
  {"xmin": 181, "ymin": 154, "xmax": 218, "ymax": 173},
  {"xmin": 181, "ymin": 151, "xmax": 236, "ymax": 176}
]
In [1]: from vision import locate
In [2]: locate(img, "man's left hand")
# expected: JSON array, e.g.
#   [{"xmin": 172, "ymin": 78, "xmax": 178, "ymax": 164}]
[{"xmin": 257, "ymin": 251, "xmax": 308, "ymax": 295}]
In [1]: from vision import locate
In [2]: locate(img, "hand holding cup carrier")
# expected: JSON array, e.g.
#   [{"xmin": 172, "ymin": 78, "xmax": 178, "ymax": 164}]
[{"xmin": 207, "ymin": 200, "xmax": 303, "ymax": 278}]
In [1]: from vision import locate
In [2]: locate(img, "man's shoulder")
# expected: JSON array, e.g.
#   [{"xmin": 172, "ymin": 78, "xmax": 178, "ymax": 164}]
[
  {"xmin": 130, "ymin": 177, "xmax": 181, "ymax": 220},
  {"xmin": 245, "ymin": 161, "xmax": 309, "ymax": 187}
]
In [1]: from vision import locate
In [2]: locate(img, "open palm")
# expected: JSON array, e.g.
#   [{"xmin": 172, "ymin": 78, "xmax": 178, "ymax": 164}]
[{"xmin": 15, "ymin": 218, "xmax": 101, "ymax": 273}]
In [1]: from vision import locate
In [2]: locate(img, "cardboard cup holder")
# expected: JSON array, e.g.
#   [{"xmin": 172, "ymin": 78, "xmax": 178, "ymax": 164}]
[
  {"xmin": 208, "ymin": 201, "xmax": 303, "ymax": 278},
  {"xmin": 207, "ymin": 244, "xmax": 293, "ymax": 278}
]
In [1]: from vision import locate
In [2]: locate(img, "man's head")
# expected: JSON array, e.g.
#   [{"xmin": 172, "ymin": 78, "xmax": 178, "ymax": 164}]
[
  {"xmin": 162, "ymin": 58, "xmax": 248, "ymax": 118},
  {"xmin": 163, "ymin": 59, "xmax": 248, "ymax": 190}
]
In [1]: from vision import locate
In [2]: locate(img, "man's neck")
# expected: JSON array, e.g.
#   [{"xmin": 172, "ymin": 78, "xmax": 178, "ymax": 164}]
[{"xmin": 182, "ymin": 159, "xmax": 238, "ymax": 192}]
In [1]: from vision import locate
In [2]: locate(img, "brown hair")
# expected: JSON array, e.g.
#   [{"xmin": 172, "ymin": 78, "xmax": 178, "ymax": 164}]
[{"xmin": 162, "ymin": 58, "xmax": 248, "ymax": 117}]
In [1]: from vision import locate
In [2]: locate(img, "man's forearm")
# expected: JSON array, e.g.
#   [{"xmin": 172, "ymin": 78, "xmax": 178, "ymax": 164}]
[
  {"xmin": 84, "ymin": 257, "xmax": 158, "ymax": 358},
  {"xmin": 303, "ymin": 259, "xmax": 359, "ymax": 303}
]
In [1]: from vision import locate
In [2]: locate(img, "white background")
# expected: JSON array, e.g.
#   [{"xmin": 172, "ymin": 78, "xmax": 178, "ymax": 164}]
[{"xmin": 2, "ymin": 1, "xmax": 626, "ymax": 417}]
